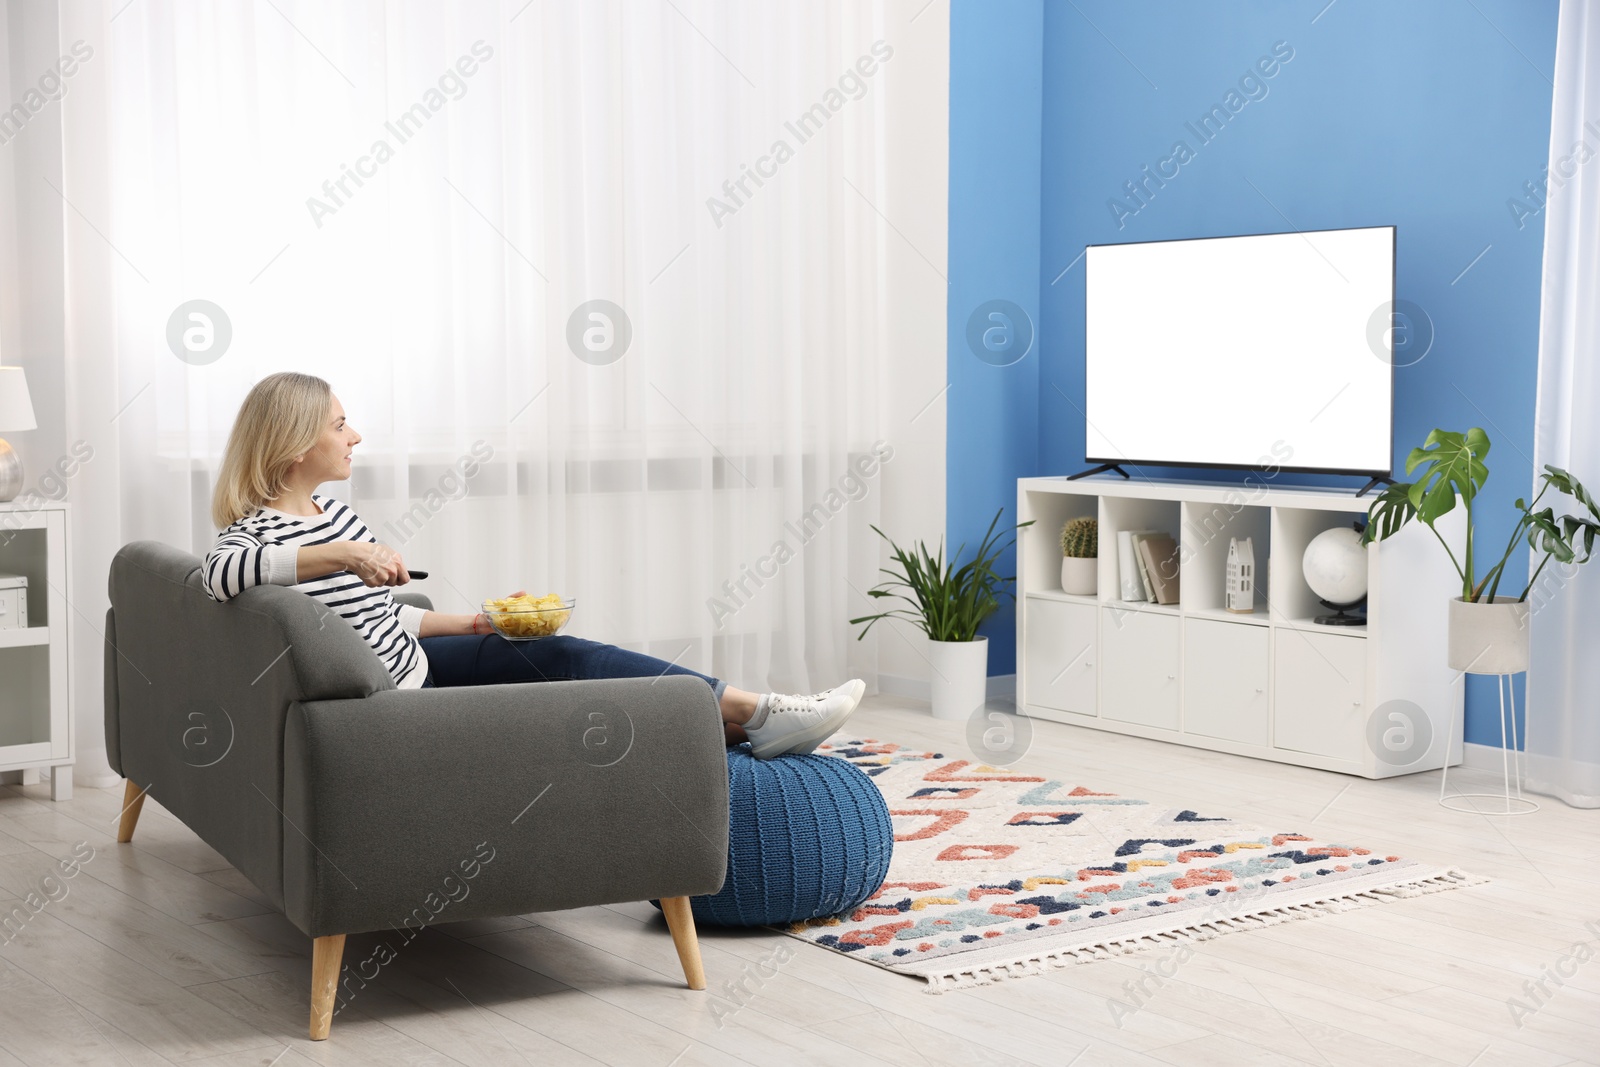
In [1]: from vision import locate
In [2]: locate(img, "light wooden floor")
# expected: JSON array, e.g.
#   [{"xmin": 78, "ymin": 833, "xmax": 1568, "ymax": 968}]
[{"xmin": 1, "ymin": 693, "xmax": 1596, "ymax": 1067}]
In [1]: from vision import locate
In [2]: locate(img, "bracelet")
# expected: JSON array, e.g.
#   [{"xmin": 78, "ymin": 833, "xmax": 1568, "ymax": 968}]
[{"xmin": 471, "ymin": 613, "xmax": 483, "ymax": 635}]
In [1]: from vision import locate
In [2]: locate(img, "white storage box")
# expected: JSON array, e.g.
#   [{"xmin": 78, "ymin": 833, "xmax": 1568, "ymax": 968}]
[{"xmin": 0, "ymin": 573, "xmax": 28, "ymax": 629}]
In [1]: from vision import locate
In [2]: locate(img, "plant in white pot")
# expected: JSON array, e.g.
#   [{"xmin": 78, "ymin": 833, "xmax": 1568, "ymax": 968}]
[
  {"xmin": 1363, "ymin": 427, "xmax": 1599, "ymax": 673},
  {"xmin": 851, "ymin": 509, "xmax": 1033, "ymax": 721},
  {"xmin": 1059, "ymin": 517, "xmax": 1098, "ymax": 595}
]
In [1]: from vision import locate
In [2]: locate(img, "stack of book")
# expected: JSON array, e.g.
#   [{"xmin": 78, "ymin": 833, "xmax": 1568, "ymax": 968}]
[{"xmin": 1115, "ymin": 530, "xmax": 1180, "ymax": 606}]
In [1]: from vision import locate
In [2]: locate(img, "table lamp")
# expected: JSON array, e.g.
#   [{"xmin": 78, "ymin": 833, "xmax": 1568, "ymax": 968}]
[{"xmin": 0, "ymin": 366, "xmax": 38, "ymax": 503}]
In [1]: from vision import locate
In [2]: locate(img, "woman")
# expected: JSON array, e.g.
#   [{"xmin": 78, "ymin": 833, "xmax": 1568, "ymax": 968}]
[{"xmin": 203, "ymin": 372, "xmax": 864, "ymax": 758}]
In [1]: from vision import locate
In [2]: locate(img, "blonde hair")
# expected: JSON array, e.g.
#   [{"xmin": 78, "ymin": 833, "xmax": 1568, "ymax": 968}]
[{"xmin": 211, "ymin": 372, "xmax": 333, "ymax": 528}]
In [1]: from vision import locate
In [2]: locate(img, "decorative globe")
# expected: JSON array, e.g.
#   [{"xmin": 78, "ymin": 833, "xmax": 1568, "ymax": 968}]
[{"xmin": 1302, "ymin": 526, "xmax": 1368, "ymax": 605}]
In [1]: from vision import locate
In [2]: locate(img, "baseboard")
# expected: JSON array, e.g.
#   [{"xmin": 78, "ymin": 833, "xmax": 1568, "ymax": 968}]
[
  {"xmin": 873, "ymin": 672, "xmax": 922, "ymax": 701},
  {"xmin": 875, "ymin": 673, "xmax": 1016, "ymax": 704},
  {"xmin": 1462, "ymin": 741, "xmax": 1524, "ymax": 770},
  {"xmin": 867, "ymin": 686, "xmax": 1525, "ymax": 776},
  {"xmin": 866, "ymin": 691, "xmax": 1523, "ymax": 770}
]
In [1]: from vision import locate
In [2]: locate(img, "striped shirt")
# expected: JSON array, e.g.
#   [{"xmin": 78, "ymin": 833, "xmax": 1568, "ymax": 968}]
[{"xmin": 202, "ymin": 493, "xmax": 427, "ymax": 689}]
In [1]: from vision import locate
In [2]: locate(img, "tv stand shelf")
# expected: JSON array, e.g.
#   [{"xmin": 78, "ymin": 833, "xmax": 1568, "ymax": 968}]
[{"xmin": 1017, "ymin": 476, "xmax": 1463, "ymax": 779}]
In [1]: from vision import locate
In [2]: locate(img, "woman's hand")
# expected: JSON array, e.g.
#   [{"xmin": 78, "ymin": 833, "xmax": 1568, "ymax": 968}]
[
  {"xmin": 466, "ymin": 592, "xmax": 527, "ymax": 637},
  {"xmin": 345, "ymin": 541, "xmax": 410, "ymax": 587}
]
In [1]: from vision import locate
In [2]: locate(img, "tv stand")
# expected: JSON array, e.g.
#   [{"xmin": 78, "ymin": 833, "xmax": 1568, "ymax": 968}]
[
  {"xmin": 1016, "ymin": 476, "xmax": 1464, "ymax": 779},
  {"xmin": 1067, "ymin": 463, "xmax": 1131, "ymax": 482},
  {"xmin": 1354, "ymin": 475, "xmax": 1394, "ymax": 499}
]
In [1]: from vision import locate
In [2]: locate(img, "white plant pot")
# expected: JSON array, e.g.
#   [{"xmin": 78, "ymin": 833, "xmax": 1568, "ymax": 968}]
[
  {"xmin": 1447, "ymin": 597, "xmax": 1530, "ymax": 674},
  {"xmin": 1061, "ymin": 556, "xmax": 1098, "ymax": 596},
  {"xmin": 928, "ymin": 636, "xmax": 988, "ymax": 721}
]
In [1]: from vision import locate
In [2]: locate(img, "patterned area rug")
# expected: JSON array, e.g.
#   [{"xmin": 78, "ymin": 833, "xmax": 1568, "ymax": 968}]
[{"xmin": 789, "ymin": 738, "xmax": 1481, "ymax": 992}]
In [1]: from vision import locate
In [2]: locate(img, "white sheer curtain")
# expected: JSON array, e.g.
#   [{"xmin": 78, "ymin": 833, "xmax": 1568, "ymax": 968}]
[
  {"xmin": 56, "ymin": 0, "xmax": 904, "ymax": 781},
  {"xmin": 1526, "ymin": 0, "xmax": 1600, "ymax": 808}
]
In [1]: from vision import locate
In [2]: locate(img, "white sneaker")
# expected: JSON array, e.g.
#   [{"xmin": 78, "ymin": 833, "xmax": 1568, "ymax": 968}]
[{"xmin": 744, "ymin": 679, "xmax": 866, "ymax": 759}]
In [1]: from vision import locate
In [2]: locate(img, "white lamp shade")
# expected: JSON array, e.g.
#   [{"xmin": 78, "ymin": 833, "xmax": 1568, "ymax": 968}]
[{"xmin": 0, "ymin": 367, "xmax": 37, "ymax": 432}]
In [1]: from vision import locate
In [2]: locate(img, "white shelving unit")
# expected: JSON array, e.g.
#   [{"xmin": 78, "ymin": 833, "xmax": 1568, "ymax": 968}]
[
  {"xmin": 0, "ymin": 500, "xmax": 73, "ymax": 799},
  {"xmin": 1017, "ymin": 476, "xmax": 1463, "ymax": 779}
]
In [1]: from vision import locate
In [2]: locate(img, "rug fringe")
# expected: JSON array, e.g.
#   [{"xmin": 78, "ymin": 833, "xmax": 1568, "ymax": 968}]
[{"xmin": 919, "ymin": 867, "xmax": 1487, "ymax": 994}]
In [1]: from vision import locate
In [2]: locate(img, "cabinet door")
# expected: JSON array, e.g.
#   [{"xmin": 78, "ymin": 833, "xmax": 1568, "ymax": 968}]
[
  {"xmin": 1184, "ymin": 619, "xmax": 1269, "ymax": 746},
  {"xmin": 1024, "ymin": 599, "xmax": 1097, "ymax": 716},
  {"xmin": 1101, "ymin": 609, "xmax": 1180, "ymax": 730},
  {"xmin": 1274, "ymin": 631, "xmax": 1367, "ymax": 761}
]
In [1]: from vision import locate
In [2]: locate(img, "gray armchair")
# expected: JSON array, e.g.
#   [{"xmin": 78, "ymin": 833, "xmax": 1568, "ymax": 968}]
[{"xmin": 103, "ymin": 541, "xmax": 729, "ymax": 1039}]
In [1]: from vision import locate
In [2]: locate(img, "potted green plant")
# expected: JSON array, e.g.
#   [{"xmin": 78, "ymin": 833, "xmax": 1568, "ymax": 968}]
[
  {"xmin": 1059, "ymin": 517, "xmax": 1098, "ymax": 595},
  {"xmin": 851, "ymin": 508, "xmax": 1033, "ymax": 721},
  {"xmin": 1363, "ymin": 427, "xmax": 1599, "ymax": 673}
]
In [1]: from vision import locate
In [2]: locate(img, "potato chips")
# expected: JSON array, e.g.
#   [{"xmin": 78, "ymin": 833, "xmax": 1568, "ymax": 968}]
[{"xmin": 482, "ymin": 593, "xmax": 573, "ymax": 638}]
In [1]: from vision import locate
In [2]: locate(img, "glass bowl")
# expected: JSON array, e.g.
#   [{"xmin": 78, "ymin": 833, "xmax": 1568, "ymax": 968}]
[{"xmin": 481, "ymin": 596, "xmax": 575, "ymax": 641}]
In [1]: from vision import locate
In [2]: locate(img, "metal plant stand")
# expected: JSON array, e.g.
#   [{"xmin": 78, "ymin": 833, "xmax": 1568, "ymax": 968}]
[{"xmin": 1439, "ymin": 671, "xmax": 1539, "ymax": 815}]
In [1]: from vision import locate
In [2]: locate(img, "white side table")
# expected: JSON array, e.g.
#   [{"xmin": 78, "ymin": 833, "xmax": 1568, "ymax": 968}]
[{"xmin": 0, "ymin": 500, "xmax": 73, "ymax": 800}]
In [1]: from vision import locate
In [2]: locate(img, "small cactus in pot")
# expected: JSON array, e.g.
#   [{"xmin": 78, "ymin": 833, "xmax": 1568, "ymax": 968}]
[
  {"xmin": 1059, "ymin": 517, "xmax": 1098, "ymax": 595},
  {"xmin": 1060, "ymin": 518, "xmax": 1098, "ymax": 558}
]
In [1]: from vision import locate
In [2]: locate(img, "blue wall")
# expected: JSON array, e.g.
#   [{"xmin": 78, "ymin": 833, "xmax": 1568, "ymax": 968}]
[
  {"xmin": 947, "ymin": 0, "xmax": 1043, "ymax": 676},
  {"xmin": 949, "ymin": 0, "xmax": 1560, "ymax": 747}
]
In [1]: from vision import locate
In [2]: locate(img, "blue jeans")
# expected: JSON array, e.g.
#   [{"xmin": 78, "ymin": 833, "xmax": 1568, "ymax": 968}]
[{"xmin": 418, "ymin": 634, "xmax": 727, "ymax": 704}]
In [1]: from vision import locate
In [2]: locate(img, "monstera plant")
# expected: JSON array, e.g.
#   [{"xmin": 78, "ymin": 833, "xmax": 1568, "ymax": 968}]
[
  {"xmin": 1362, "ymin": 428, "xmax": 1599, "ymax": 602},
  {"xmin": 1362, "ymin": 427, "xmax": 1599, "ymax": 673}
]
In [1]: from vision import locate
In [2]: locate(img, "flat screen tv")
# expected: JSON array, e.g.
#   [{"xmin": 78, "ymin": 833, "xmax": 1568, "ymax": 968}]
[{"xmin": 1083, "ymin": 225, "xmax": 1395, "ymax": 478}]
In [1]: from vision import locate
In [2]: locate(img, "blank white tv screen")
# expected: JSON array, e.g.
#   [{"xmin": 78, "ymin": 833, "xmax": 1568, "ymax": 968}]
[{"xmin": 1084, "ymin": 226, "xmax": 1394, "ymax": 475}]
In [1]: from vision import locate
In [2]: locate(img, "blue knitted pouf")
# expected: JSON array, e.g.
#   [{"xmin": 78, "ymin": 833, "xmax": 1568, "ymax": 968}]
[{"xmin": 688, "ymin": 746, "xmax": 894, "ymax": 927}]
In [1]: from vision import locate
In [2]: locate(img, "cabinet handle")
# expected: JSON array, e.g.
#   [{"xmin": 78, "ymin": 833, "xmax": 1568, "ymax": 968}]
[
  {"xmin": 1167, "ymin": 673, "xmax": 1176, "ymax": 680},
  {"xmin": 1084, "ymin": 661, "xmax": 1094, "ymax": 668},
  {"xmin": 1254, "ymin": 687, "xmax": 1264, "ymax": 693},
  {"xmin": 1351, "ymin": 699, "xmax": 1361, "ymax": 706}
]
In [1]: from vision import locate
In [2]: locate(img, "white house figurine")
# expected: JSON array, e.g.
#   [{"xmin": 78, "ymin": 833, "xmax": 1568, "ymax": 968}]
[{"xmin": 1226, "ymin": 536, "xmax": 1255, "ymax": 613}]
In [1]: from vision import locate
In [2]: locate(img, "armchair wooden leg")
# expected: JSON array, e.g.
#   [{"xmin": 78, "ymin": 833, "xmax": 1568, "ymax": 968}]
[
  {"xmin": 659, "ymin": 896, "xmax": 707, "ymax": 990},
  {"xmin": 310, "ymin": 934, "xmax": 346, "ymax": 1040},
  {"xmin": 116, "ymin": 781, "xmax": 148, "ymax": 844}
]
